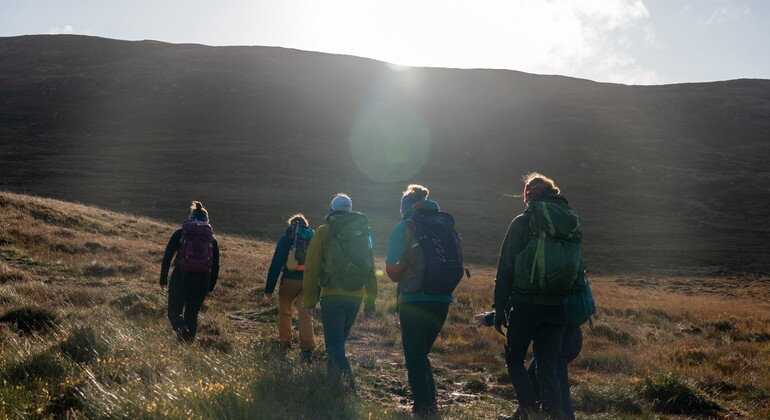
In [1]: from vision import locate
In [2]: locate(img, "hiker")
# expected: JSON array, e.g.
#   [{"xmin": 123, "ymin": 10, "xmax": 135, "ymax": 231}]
[
  {"xmin": 264, "ymin": 213, "xmax": 316, "ymax": 362},
  {"xmin": 159, "ymin": 201, "xmax": 220, "ymax": 343},
  {"xmin": 386, "ymin": 184, "xmax": 467, "ymax": 416},
  {"xmin": 302, "ymin": 193, "xmax": 377, "ymax": 392},
  {"xmin": 494, "ymin": 173, "xmax": 585, "ymax": 420},
  {"xmin": 475, "ymin": 277, "xmax": 594, "ymax": 420}
]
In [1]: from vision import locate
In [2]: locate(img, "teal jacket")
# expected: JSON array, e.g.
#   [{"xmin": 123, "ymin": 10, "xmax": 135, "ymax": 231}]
[{"xmin": 386, "ymin": 199, "xmax": 453, "ymax": 304}]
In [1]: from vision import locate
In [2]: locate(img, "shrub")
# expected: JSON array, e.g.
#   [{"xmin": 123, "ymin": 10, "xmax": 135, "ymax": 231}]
[
  {"xmin": 201, "ymin": 364, "xmax": 362, "ymax": 419},
  {"xmin": 574, "ymin": 384, "xmax": 642, "ymax": 414},
  {"xmin": 60, "ymin": 325, "xmax": 109, "ymax": 363},
  {"xmin": 0, "ymin": 264, "xmax": 29, "ymax": 283},
  {"xmin": 464, "ymin": 377, "xmax": 488, "ymax": 393},
  {"xmin": 4, "ymin": 351, "xmax": 68, "ymax": 383},
  {"xmin": 589, "ymin": 324, "xmax": 636, "ymax": 345},
  {"xmin": 198, "ymin": 336, "xmax": 233, "ymax": 354},
  {"xmin": 671, "ymin": 348, "xmax": 710, "ymax": 365},
  {"xmin": 574, "ymin": 350, "xmax": 635, "ymax": 374},
  {"xmin": 640, "ymin": 372, "xmax": 720, "ymax": 414},
  {"xmin": 0, "ymin": 306, "xmax": 58, "ymax": 333},
  {"xmin": 82, "ymin": 262, "xmax": 116, "ymax": 277}
]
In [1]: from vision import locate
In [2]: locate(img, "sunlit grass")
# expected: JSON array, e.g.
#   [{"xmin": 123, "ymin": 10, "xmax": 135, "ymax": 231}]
[{"xmin": 0, "ymin": 191, "xmax": 769, "ymax": 418}]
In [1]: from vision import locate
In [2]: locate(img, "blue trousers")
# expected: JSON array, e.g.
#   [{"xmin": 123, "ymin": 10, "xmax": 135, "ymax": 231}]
[
  {"xmin": 320, "ymin": 295, "xmax": 362, "ymax": 391},
  {"xmin": 528, "ymin": 325, "xmax": 583, "ymax": 420},
  {"xmin": 399, "ymin": 301, "xmax": 450, "ymax": 414},
  {"xmin": 505, "ymin": 301, "xmax": 567, "ymax": 418}
]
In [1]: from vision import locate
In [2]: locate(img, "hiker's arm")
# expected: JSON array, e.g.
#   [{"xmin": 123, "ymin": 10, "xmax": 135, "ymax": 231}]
[
  {"xmin": 302, "ymin": 226, "xmax": 325, "ymax": 308},
  {"xmin": 494, "ymin": 216, "xmax": 527, "ymax": 311},
  {"xmin": 159, "ymin": 229, "xmax": 181, "ymax": 286},
  {"xmin": 209, "ymin": 238, "xmax": 220, "ymax": 292},
  {"xmin": 265, "ymin": 235, "xmax": 290, "ymax": 294},
  {"xmin": 385, "ymin": 222, "xmax": 408, "ymax": 283}
]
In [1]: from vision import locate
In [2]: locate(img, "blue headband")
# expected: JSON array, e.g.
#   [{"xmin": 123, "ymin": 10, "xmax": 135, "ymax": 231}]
[{"xmin": 190, "ymin": 213, "xmax": 209, "ymax": 221}]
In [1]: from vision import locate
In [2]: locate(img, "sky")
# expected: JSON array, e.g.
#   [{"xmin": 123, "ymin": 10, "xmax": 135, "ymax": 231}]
[{"xmin": 1, "ymin": 0, "xmax": 768, "ymax": 85}]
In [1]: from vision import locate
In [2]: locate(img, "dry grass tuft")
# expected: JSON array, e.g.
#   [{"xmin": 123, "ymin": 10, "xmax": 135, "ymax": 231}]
[{"xmin": 0, "ymin": 191, "xmax": 769, "ymax": 418}]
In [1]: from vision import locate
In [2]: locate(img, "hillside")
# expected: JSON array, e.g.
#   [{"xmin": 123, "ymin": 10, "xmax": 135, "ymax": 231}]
[
  {"xmin": 2, "ymin": 191, "xmax": 770, "ymax": 418},
  {"xmin": 1, "ymin": 35, "xmax": 770, "ymax": 274}
]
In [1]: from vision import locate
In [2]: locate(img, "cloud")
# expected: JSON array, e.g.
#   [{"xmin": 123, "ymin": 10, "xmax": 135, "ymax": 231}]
[
  {"xmin": 496, "ymin": 0, "xmax": 659, "ymax": 84},
  {"xmin": 701, "ymin": 5, "xmax": 750, "ymax": 25},
  {"xmin": 266, "ymin": 0, "xmax": 661, "ymax": 84},
  {"xmin": 47, "ymin": 25, "xmax": 75, "ymax": 35}
]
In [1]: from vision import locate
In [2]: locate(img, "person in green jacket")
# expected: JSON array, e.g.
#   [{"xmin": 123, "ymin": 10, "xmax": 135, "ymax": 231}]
[
  {"xmin": 386, "ymin": 184, "xmax": 453, "ymax": 416},
  {"xmin": 494, "ymin": 173, "xmax": 584, "ymax": 420},
  {"xmin": 303, "ymin": 193, "xmax": 377, "ymax": 392}
]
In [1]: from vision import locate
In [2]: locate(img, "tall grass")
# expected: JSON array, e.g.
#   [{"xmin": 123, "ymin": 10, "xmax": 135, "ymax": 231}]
[{"xmin": 0, "ymin": 191, "xmax": 769, "ymax": 418}]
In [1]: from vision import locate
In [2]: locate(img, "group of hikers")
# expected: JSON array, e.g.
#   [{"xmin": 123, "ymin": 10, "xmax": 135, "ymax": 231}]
[{"xmin": 158, "ymin": 172, "xmax": 595, "ymax": 420}]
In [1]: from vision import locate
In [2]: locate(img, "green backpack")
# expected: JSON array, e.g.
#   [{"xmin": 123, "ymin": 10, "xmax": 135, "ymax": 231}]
[
  {"xmin": 321, "ymin": 212, "xmax": 374, "ymax": 291},
  {"xmin": 514, "ymin": 200, "xmax": 583, "ymax": 295}
]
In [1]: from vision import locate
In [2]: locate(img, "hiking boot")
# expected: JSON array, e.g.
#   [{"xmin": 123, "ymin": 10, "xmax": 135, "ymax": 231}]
[
  {"xmin": 300, "ymin": 350, "xmax": 313, "ymax": 364},
  {"xmin": 498, "ymin": 407, "xmax": 533, "ymax": 420},
  {"xmin": 412, "ymin": 404, "xmax": 439, "ymax": 418},
  {"xmin": 176, "ymin": 327, "xmax": 192, "ymax": 343}
]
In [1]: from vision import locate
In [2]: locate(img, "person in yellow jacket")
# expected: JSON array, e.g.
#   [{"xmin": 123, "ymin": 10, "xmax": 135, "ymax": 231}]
[{"xmin": 303, "ymin": 193, "xmax": 377, "ymax": 392}]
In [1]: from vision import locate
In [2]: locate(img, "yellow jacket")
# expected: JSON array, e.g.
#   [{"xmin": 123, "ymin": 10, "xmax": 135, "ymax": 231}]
[{"xmin": 302, "ymin": 221, "xmax": 377, "ymax": 311}]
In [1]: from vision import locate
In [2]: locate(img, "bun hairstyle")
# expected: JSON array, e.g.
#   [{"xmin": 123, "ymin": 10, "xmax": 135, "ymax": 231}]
[
  {"xmin": 401, "ymin": 184, "xmax": 429, "ymax": 216},
  {"xmin": 189, "ymin": 201, "xmax": 209, "ymax": 221},
  {"xmin": 287, "ymin": 213, "xmax": 309, "ymax": 226},
  {"xmin": 522, "ymin": 172, "xmax": 560, "ymax": 203}
]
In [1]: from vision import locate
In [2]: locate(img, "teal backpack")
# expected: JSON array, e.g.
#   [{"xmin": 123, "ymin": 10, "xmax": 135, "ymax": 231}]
[
  {"xmin": 321, "ymin": 212, "xmax": 374, "ymax": 291},
  {"xmin": 514, "ymin": 199, "xmax": 584, "ymax": 295},
  {"xmin": 567, "ymin": 277, "xmax": 596, "ymax": 327}
]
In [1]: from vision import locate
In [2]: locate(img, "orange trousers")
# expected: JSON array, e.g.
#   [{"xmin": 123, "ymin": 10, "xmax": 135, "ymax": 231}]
[{"xmin": 278, "ymin": 278, "xmax": 315, "ymax": 351}]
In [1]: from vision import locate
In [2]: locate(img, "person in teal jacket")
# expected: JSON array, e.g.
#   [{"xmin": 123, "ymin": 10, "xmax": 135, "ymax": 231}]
[
  {"xmin": 264, "ymin": 214, "xmax": 315, "ymax": 362},
  {"xmin": 386, "ymin": 184, "xmax": 453, "ymax": 417}
]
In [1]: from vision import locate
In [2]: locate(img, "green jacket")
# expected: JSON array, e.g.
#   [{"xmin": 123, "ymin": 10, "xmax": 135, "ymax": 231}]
[
  {"xmin": 494, "ymin": 194, "xmax": 581, "ymax": 308},
  {"xmin": 302, "ymin": 217, "xmax": 377, "ymax": 311}
]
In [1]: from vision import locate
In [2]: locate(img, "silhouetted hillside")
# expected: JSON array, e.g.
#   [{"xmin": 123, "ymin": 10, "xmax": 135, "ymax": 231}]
[{"xmin": 1, "ymin": 34, "xmax": 769, "ymax": 274}]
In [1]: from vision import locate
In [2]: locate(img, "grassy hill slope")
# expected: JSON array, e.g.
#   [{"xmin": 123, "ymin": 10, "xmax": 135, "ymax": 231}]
[
  {"xmin": 1, "ymin": 192, "xmax": 770, "ymax": 418},
  {"xmin": 1, "ymin": 35, "xmax": 770, "ymax": 275}
]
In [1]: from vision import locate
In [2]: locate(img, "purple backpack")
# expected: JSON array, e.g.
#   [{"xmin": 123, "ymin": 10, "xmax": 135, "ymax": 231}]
[{"xmin": 176, "ymin": 220, "xmax": 214, "ymax": 273}]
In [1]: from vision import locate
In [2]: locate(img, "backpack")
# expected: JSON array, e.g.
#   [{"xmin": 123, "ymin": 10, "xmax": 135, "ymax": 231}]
[
  {"xmin": 566, "ymin": 276, "xmax": 596, "ymax": 327},
  {"xmin": 513, "ymin": 200, "xmax": 583, "ymax": 295},
  {"xmin": 177, "ymin": 220, "xmax": 214, "ymax": 273},
  {"xmin": 322, "ymin": 212, "xmax": 374, "ymax": 291},
  {"xmin": 407, "ymin": 210, "xmax": 468, "ymax": 295},
  {"xmin": 285, "ymin": 223, "xmax": 314, "ymax": 272}
]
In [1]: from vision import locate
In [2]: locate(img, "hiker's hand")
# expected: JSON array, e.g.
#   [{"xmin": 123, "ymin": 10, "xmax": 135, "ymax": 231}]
[
  {"xmin": 364, "ymin": 309, "xmax": 375, "ymax": 319},
  {"xmin": 263, "ymin": 292, "xmax": 273, "ymax": 300},
  {"xmin": 159, "ymin": 282, "xmax": 167, "ymax": 291},
  {"xmin": 474, "ymin": 313, "xmax": 487, "ymax": 327},
  {"xmin": 307, "ymin": 307, "xmax": 316, "ymax": 317},
  {"xmin": 494, "ymin": 311, "xmax": 507, "ymax": 336}
]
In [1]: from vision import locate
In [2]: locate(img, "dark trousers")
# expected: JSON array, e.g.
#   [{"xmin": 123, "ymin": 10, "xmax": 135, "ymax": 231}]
[
  {"xmin": 528, "ymin": 325, "xmax": 583, "ymax": 420},
  {"xmin": 399, "ymin": 301, "xmax": 450, "ymax": 414},
  {"xmin": 320, "ymin": 295, "xmax": 362, "ymax": 391},
  {"xmin": 505, "ymin": 301, "xmax": 567, "ymax": 418},
  {"xmin": 167, "ymin": 268, "xmax": 210, "ymax": 341}
]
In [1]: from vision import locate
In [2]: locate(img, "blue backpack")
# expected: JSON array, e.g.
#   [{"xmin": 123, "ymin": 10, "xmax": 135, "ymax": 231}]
[
  {"xmin": 410, "ymin": 210, "xmax": 469, "ymax": 295},
  {"xmin": 566, "ymin": 276, "xmax": 596, "ymax": 327}
]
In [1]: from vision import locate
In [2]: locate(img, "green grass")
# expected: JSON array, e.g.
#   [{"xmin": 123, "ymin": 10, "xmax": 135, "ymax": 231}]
[{"xmin": 0, "ymin": 192, "xmax": 769, "ymax": 418}]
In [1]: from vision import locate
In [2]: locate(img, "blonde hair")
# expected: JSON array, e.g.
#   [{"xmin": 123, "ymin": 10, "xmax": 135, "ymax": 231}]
[
  {"xmin": 522, "ymin": 172, "xmax": 560, "ymax": 202},
  {"xmin": 286, "ymin": 213, "xmax": 308, "ymax": 226},
  {"xmin": 402, "ymin": 184, "xmax": 429, "ymax": 201},
  {"xmin": 189, "ymin": 201, "xmax": 209, "ymax": 220}
]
